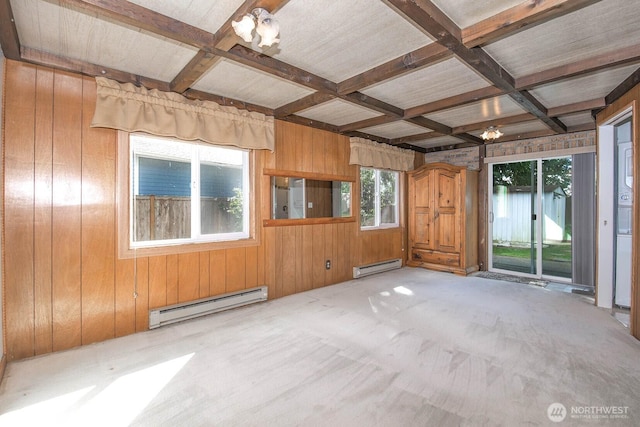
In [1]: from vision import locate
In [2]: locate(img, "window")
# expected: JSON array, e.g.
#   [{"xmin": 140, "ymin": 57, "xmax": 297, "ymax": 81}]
[
  {"xmin": 130, "ymin": 134, "xmax": 250, "ymax": 248},
  {"xmin": 360, "ymin": 167, "xmax": 399, "ymax": 229}
]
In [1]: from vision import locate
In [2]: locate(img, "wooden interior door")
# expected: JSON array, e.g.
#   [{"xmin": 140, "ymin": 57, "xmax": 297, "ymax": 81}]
[
  {"xmin": 435, "ymin": 169, "xmax": 460, "ymax": 253},
  {"xmin": 413, "ymin": 170, "xmax": 434, "ymax": 250}
]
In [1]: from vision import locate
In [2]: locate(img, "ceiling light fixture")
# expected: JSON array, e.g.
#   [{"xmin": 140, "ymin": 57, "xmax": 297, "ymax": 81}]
[
  {"xmin": 232, "ymin": 8, "xmax": 280, "ymax": 48},
  {"xmin": 481, "ymin": 126, "xmax": 503, "ymax": 142}
]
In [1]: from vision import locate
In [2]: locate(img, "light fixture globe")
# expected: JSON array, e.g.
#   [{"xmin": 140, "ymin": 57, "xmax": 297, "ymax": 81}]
[
  {"xmin": 481, "ymin": 126, "xmax": 503, "ymax": 142},
  {"xmin": 232, "ymin": 14, "xmax": 256, "ymax": 43},
  {"xmin": 254, "ymin": 8, "xmax": 280, "ymax": 47}
]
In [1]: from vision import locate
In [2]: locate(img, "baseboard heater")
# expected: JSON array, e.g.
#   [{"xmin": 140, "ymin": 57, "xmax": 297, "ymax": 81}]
[
  {"xmin": 353, "ymin": 258, "xmax": 402, "ymax": 279},
  {"xmin": 149, "ymin": 286, "xmax": 268, "ymax": 329}
]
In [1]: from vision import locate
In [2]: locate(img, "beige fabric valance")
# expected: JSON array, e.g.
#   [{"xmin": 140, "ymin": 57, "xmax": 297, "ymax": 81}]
[
  {"xmin": 349, "ymin": 137, "xmax": 414, "ymax": 171},
  {"xmin": 91, "ymin": 77, "xmax": 274, "ymax": 151}
]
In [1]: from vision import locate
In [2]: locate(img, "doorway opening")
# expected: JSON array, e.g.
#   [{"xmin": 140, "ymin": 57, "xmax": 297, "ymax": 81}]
[{"xmin": 597, "ymin": 107, "xmax": 634, "ymax": 318}]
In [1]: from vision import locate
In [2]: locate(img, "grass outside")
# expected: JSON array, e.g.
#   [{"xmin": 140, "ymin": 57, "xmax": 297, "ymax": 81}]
[{"xmin": 493, "ymin": 243, "xmax": 572, "ymax": 262}]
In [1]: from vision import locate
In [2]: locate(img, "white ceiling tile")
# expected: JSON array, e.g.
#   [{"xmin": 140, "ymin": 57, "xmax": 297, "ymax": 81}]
[
  {"xmin": 529, "ymin": 64, "xmax": 640, "ymax": 108},
  {"xmin": 297, "ymin": 99, "xmax": 380, "ymax": 126},
  {"xmin": 359, "ymin": 121, "xmax": 430, "ymax": 139},
  {"xmin": 430, "ymin": 0, "xmax": 523, "ymax": 28},
  {"xmin": 269, "ymin": 0, "xmax": 434, "ymax": 82},
  {"xmin": 193, "ymin": 59, "xmax": 314, "ymax": 109},
  {"xmin": 12, "ymin": 0, "xmax": 197, "ymax": 82},
  {"xmin": 484, "ymin": 0, "xmax": 640, "ymax": 78},
  {"xmin": 426, "ymin": 96, "xmax": 528, "ymax": 127},
  {"xmin": 361, "ymin": 58, "xmax": 490, "ymax": 109},
  {"xmin": 127, "ymin": 0, "xmax": 245, "ymax": 34}
]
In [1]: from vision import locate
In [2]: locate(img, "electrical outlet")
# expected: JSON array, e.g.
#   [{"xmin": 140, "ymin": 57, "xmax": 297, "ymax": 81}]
[{"xmin": 325, "ymin": 260, "xmax": 331, "ymax": 270}]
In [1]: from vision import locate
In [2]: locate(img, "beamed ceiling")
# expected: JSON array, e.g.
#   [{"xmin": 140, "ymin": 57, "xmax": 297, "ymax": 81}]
[{"xmin": 1, "ymin": 0, "xmax": 640, "ymax": 153}]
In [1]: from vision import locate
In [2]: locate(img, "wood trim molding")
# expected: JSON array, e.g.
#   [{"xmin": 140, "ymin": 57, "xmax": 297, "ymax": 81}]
[
  {"xmin": 116, "ymin": 131, "xmax": 261, "ymax": 259},
  {"xmin": 263, "ymin": 168, "xmax": 355, "ymax": 182},
  {"xmin": 263, "ymin": 217, "xmax": 356, "ymax": 227},
  {"xmin": 0, "ymin": 354, "xmax": 6, "ymax": 386}
]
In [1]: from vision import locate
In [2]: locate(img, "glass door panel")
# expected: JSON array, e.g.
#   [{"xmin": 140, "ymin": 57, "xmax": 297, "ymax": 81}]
[
  {"xmin": 491, "ymin": 160, "xmax": 538, "ymax": 275},
  {"xmin": 541, "ymin": 158, "xmax": 572, "ymax": 279},
  {"xmin": 490, "ymin": 157, "xmax": 573, "ymax": 281}
]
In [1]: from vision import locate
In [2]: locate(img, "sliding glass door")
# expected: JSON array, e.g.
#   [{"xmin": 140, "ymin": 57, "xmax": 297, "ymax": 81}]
[{"xmin": 489, "ymin": 157, "xmax": 572, "ymax": 280}]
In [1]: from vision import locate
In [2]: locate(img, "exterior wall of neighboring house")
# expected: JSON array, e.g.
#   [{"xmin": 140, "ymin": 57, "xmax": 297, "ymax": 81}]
[{"xmin": 492, "ymin": 185, "xmax": 568, "ymax": 244}]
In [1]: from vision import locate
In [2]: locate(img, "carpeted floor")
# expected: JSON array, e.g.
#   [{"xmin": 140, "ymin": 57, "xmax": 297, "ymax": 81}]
[{"xmin": 1, "ymin": 267, "xmax": 638, "ymax": 426}]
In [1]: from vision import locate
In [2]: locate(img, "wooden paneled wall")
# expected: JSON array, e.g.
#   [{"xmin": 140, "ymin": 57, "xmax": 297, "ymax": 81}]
[
  {"xmin": 596, "ymin": 83, "xmax": 640, "ymax": 340},
  {"xmin": 2, "ymin": 60, "xmax": 405, "ymax": 361}
]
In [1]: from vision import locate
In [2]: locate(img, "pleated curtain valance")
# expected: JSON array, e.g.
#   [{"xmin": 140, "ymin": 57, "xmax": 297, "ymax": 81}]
[
  {"xmin": 349, "ymin": 137, "xmax": 414, "ymax": 171},
  {"xmin": 90, "ymin": 77, "xmax": 274, "ymax": 151}
]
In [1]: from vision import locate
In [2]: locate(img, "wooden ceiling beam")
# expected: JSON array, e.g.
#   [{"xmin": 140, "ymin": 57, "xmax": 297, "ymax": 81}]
[
  {"xmin": 403, "ymin": 86, "xmax": 504, "ymax": 118},
  {"xmin": 274, "ymin": 92, "xmax": 336, "ymax": 118},
  {"xmin": 337, "ymin": 44, "xmax": 452, "ymax": 95},
  {"xmin": 452, "ymin": 113, "xmax": 536, "ymax": 134},
  {"xmin": 605, "ymin": 66, "xmax": 640, "ymax": 105},
  {"xmin": 184, "ymin": 89, "xmax": 274, "ymax": 116},
  {"xmin": 221, "ymin": 44, "xmax": 337, "ymax": 93},
  {"xmin": 462, "ymin": 0, "xmax": 602, "ymax": 48},
  {"xmin": 385, "ymin": 0, "xmax": 566, "ymax": 134},
  {"xmin": 547, "ymin": 98, "xmax": 605, "ymax": 116},
  {"xmin": 20, "ymin": 47, "xmax": 170, "ymax": 91},
  {"xmin": 45, "ymin": 0, "xmax": 214, "ymax": 49},
  {"xmin": 278, "ymin": 115, "xmax": 341, "ymax": 134},
  {"xmin": 517, "ymin": 44, "xmax": 640, "ymax": 89},
  {"xmin": 342, "ymin": 92, "xmax": 404, "ymax": 118},
  {"xmin": 20, "ymin": 47, "xmax": 274, "ymax": 117},
  {"xmin": 171, "ymin": 0, "xmax": 291, "ymax": 92},
  {"xmin": 0, "ymin": 0, "xmax": 20, "ymax": 60},
  {"xmin": 391, "ymin": 132, "xmax": 444, "ymax": 145},
  {"xmin": 338, "ymin": 116, "xmax": 399, "ymax": 133}
]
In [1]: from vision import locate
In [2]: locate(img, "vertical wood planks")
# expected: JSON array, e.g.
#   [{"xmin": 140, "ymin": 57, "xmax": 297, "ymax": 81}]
[
  {"xmin": 4, "ymin": 61, "xmax": 36, "ymax": 359},
  {"xmin": 33, "ymin": 66, "xmax": 54, "ymax": 355},
  {"xmin": 51, "ymin": 70, "xmax": 83, "ymax": 352},
  {"xmin": 81, "ymin": 76, "xmax": 116, "ymax": 345}
]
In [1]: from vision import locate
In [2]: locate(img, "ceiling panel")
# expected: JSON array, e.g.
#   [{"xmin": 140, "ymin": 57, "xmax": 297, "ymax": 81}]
[
  {"xmin": 128, "ymin": 0, "xmax": 244, "ymax": 34},
  {"xmin": 529, "ymin": 64, "xmax": 640, "ymax": 108},
  {"xmin": 558, "ymin": 112, "xmax": 596, "ymax": 128},
  {"xmin": 11, "ymin": 0, "xmax": 197, "ymax": 82},
  {"xmin": 484, "ymin": 0, "xmax": 640, "ymax": 78},
  {"xmin": 360, "ymin": 58, "xmax": 490, "ymax": 109},
  {"xmin": 426, "ymin": 96, "xmax": 527, "ymax": 127},
  {"xmin": 297, "ymin": 99, "xmax": 381, "ymax": 126},
  {"xmin": 193, "ymin": 59, "xmax": 314, "ymax": 109},
  {"xmin": 430, "ymin": 0, "xmax": 523, "ymax": 28},
  {"xmin": 414, "ymin": 136, "xmax": 462, "ymax": 149},
  {"xmin": 267, "ymin": 0, "xmax": 434, "ymax": 82},
  {"xmin": 359, "ymin": 121, "xmax": 431, "ymax": 139},
  {"xmin": 471, "ymin": 121, "xmax": 550, "ymax": 140}
]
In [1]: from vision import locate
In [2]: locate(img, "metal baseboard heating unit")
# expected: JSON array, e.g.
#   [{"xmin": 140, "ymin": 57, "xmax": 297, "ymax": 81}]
[
  {"xmin": 353, "ymin": 258, "xmax": 402, "ymax": 279},
  {"xmin": 149, "ymin": 286, "xmax": 268, "ymax": 329}
]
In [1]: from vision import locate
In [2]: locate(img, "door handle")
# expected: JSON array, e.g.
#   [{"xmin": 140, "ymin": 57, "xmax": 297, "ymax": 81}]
[
  {"xmin": 489, "ymin": 211, "xmax": 494, "ymax": 223},
  {"xmin": 531, "ymin": 214, "xmax": 537, "ymax": 221}
]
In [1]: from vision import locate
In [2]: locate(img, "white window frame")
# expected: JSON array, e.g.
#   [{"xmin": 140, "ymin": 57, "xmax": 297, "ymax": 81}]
[
  {"xmin": 130, "ymin": 134, "xmax": 250, "ymax": 249},
  {"xmin": 360, "ymin": 167, "xmax": 400, "ymax": 230}
]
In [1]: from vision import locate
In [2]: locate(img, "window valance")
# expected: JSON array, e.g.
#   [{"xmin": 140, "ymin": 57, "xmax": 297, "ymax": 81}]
[
  {"xmin": 91, "ymin": 77, "xmax": 274, "ymax": 151},
  {"xmin": 349, "ymin": 137, "xmax": 414, "ymax": 171}
]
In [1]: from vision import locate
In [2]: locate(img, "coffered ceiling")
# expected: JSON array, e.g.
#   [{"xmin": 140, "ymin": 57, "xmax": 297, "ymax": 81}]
[{"xmin": 1, "ymin": 0, "xmax": 639, "ymax": 152}]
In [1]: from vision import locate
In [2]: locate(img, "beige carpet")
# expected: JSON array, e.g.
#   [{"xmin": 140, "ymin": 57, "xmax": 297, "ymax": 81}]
[{"xmin": 1, "ymin": 268, "xmax": 638, "ymax": 426}]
